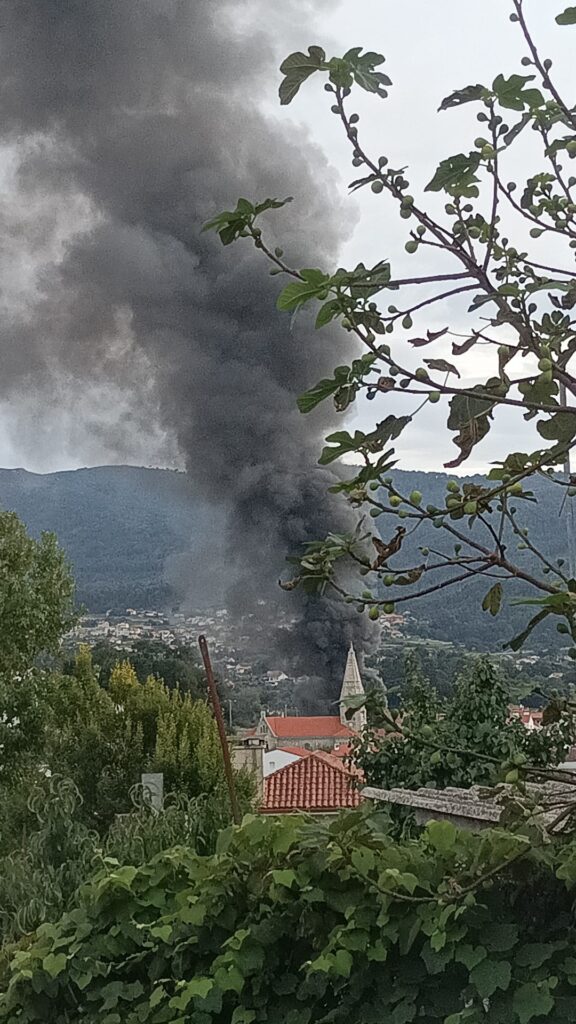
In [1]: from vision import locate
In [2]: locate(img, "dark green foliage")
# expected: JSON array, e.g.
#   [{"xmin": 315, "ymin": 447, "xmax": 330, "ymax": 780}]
[
  {"xmin": 0, "ymin": 651, "xmax": 254, "ymax": 948},
  {"xmin": 354, "ymin": 657, "xmax": 575, "ymax": 792},
  {"xmin": 0, "ymin": 522, "xmax": 253, "ymax": 951},
  {"xmin": 3, "ymin": 810, "xmax": 576, "ymax": 1022},
  {"xmin": 81, "ymin": 639, "xmax": 204, "ymax": 695},
  {"xmin": 17, "ymin": 650, "xmax": 232, "ymax": 832},
  {"xmin": 0, "ymin": 776, "xmax": 250, "ymax": 950},
  {"xmin": 0, "ymin": 777, "xmax": 98, "ymax": 945}
]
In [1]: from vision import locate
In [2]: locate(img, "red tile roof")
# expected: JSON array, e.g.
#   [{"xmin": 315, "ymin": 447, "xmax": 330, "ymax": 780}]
[
  {"xmin": 277, "ymin": 746, "xmax": 315, "ymax": 758},
  {"xmin": 509, "ymin": 705, "xmax": 544, "ymax": 727},
  {"xmin": 278, "ymin": 746, "xmax": 361, "ymax": 774},
  {"xmin": 330, "ymin": 743, "xmax": 353, "ymax": 758},
  {"xmin": 262, "ymin": 750, "xmax": 362, "ymax": 814},
  {"xmin": 263, "ymin": 715, "xmax": 355, "ymax": 740}
]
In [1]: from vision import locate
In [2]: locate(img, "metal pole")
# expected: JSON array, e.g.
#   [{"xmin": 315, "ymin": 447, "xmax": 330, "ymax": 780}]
[
  {"xmin": 228, "ymin": 699, "xmax": 233, "ymax": 731},
  {"xmin": 198, "ymin": 635, "xmax": 241, "ymax": 826}
]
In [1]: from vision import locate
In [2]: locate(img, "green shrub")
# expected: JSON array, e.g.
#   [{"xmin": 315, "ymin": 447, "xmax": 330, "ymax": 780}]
[{"xmin": 2, "ymin": 809, "xmax": 576, "ymax": 1022}]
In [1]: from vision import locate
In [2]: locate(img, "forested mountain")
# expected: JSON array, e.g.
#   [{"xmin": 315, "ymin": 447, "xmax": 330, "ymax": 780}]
[
  {"xmin": 0, "ymin": 465, "xmax": 569, "ymax": 650},
  {"xmin": 0, "ymin": 466, "xmax": 222, "ymax": 613}
]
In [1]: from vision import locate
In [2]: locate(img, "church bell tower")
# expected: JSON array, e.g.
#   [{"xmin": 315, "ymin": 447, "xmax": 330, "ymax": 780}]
[{"xmin": 339, "ymin": 644, "xmax": 367, "ymax": 732}]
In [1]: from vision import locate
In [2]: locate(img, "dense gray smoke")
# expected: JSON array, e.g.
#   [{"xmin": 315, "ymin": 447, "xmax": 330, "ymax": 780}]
[{"xmin": 0, "ymin": 0, "xmax": 373, "ymax": 688}]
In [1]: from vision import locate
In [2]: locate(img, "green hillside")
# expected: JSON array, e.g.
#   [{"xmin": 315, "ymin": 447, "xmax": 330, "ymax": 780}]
[
  {"xmin": 0, "ymin": 466, "xmax": 222, "ymax": 613},
  {"xmin": 0, "ymin": 465, "xmax": 570, "ymax": 651}
]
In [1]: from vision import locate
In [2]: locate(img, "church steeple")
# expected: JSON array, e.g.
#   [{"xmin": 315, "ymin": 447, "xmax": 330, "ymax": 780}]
[{"xmin": 339, "ymin": 644, "xmax": 367, "ymax": 732}]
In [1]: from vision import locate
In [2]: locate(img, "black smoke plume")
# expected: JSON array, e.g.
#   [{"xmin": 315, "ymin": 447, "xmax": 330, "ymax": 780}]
[{"xmin": 0, "ymin": 0, "xmax": 374, "ymax": 689}]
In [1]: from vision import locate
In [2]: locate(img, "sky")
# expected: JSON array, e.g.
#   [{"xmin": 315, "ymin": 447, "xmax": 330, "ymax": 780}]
[{"xmin": 0, "ymin": 0, "xmax": 573, "ymax": 475}]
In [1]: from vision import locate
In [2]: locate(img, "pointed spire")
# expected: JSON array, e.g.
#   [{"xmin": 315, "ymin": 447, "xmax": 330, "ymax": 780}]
[
  {"xmin": 339, "ymin": 643, "xmax": 367, "ymax": 731},
  {"xmin": 340, "ymin": 643, "xmax": 364, "ymax": 699}
]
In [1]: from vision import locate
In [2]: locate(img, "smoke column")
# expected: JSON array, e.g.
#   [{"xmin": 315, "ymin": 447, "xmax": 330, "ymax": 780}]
[{"xmin": 0, "ymin": 0, "xmax": 373, "ymax": 687}]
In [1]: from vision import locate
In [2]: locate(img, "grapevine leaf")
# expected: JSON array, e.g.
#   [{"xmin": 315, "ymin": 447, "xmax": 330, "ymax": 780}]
[
  {"xmin": 426, "ymin": 819, "xmax": 457, "ymax": 853},
  {"xmin": 42, "ymin": 953, "xmax": 67, "ymax": 978},
  {"xmin": 470, "ymin": 958, "xmax": 511, "ymax": 999},
  {"xmin": 513, "ymin": 983, "xmax": 554, "ymax": 1024}
]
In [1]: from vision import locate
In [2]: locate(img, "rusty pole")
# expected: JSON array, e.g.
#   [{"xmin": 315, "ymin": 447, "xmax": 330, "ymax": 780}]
[{"xmin": 198, "ymin": 634, "xmax": 241, "ymax": 825}]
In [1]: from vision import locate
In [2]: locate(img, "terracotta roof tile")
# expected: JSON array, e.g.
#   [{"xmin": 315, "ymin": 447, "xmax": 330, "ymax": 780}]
[
  {"xmin": 330, "ymin": 743, "xmax": 353, "ymax": 758},
  {"xmin": 264, "ymin": 715, "xmax": 354, "ymax": 740},
  {"xmin": 262, "ymin": 751, "xmax": 362, "ymax": 814},
  {"xmin": 277, "ymin": 746, "xmax": 314, "ymax": 758}
]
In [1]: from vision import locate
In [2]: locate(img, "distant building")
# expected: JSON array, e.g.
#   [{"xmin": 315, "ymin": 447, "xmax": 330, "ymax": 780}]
[
  {"xmin": 263, "ymin": 748, "xmax": 301, "ymax": 777},
  {"xmin": 339, "ymin": 643, "xmax": 367, "ymax": 733},
  {"xmin": 264, "ymin": 670, "xmax": 290, "ymax": 684},
  {"xmin": 254, "ymin": 644, "xmax": 366, "ymax": 750},
  {"xmin": 256, "ymin": 714, "xmax": 354, "ymax": 751},
  {"xmin": 509, "ymin": 705, "xmax": 544, "ymax": 730}
]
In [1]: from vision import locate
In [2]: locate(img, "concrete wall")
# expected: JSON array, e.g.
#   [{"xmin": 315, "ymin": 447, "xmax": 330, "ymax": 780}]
[
  {"xmin": 264, "ymin": 749, "xmax": 300, "ymax": 777},
  {"xmin": 231, "ymin": 742, "xmax": 264, "ymax": 799},
  {"xmin": 266, "ymin": 735, "xmax": 337, "ymax": 751}
]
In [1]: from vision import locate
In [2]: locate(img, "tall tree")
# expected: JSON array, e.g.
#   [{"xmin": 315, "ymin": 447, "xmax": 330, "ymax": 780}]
[{"xmin": 0, "ymin": 512, "xmax": 75, "ymax": 675}]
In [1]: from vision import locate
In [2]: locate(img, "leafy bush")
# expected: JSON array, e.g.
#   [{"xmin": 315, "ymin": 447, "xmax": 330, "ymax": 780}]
[
  {"xmin": 3, "ymin": 809, "xmax": 576, "ymax": 1022},
  {"xmin": 0, "ymin": 649, "xmax": 236, "ymax": 838},
  {"xmin": 105, "ymin": 786, "xmax": 245, "ymax": 862},
  {"xmin": 0, "ymin": 777, "xmax": 98, "ymax": 946}
]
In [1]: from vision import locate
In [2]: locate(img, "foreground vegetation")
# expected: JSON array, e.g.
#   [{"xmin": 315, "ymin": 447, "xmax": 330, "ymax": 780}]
[
  {"xmin": 2, "ymin": 511, "xmax": 576, "ymax": 1022},
  {"xmin": 4, "ymin": 809, "xmax": 576, "ymax": 1023},
  {"xmin": 0, "ymin": 511, "xmax": 252, "ymax": 949}
]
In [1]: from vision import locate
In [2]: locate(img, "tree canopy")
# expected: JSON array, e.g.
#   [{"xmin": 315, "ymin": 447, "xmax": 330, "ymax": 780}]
[
  {"xmin": 0, "ymin": 512, "xmax": 75, "ymax": 675},
  {"xmin": 0, "ymin": 514, "xmax": 252, "ymax": 947},
  {"xmin": 354, "ymin": 655, "xmax": 575, "ymax": 794}
]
